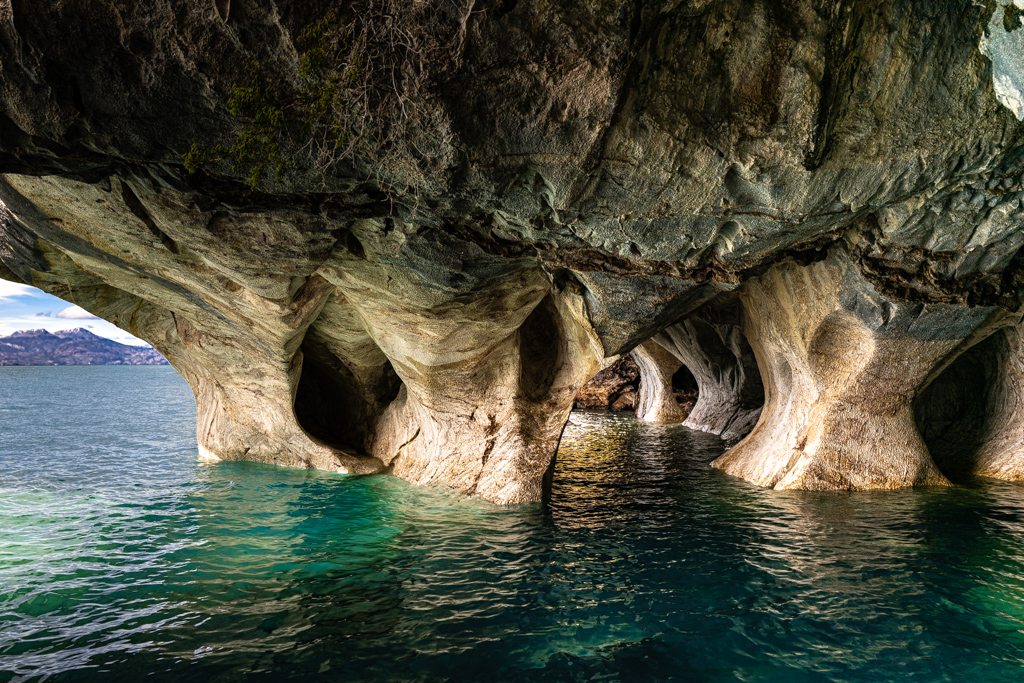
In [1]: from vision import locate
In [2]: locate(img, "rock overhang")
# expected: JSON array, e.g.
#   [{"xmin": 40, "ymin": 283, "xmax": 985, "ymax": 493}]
[{"xmin": 2, "ymin": 1, "xmax": 1024, "ymax": 501}]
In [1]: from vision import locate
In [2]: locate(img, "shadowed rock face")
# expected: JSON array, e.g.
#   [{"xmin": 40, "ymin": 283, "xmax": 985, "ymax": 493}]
[
  {"xmin": 653, "ymin": 295, "xmax": 764, "ymax": 439},
  {"xmin": 917, "ymin": 321, "xmax": 1024, "ymax": 482},
  {"xmin": 575, "ymin": 356, "xmax": 641, "ymax": 411},
  {"xmin": 3, "ymin": 2, "xmax": 1024, "ymax": 501},
  {"xmin": 713, "ymin": 249, "xmax": 1014, "ymax": 490}
]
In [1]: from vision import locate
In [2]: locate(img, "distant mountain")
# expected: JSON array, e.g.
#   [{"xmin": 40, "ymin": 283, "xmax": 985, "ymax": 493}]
[{"xmin": 0, "ymin": 328, "xmax": 168, "ymax": 366}]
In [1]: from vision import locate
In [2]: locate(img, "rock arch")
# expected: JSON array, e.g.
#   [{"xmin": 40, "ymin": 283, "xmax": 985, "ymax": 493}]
[
  {"xmin": 630, "ymin": 341, "xmax": 688, "ymax": 423},
  {"xmin": 712, "ymin": 249, "xmax": 1014, "ymax": 490},
  {"xmin": 4, "ymin": 1, "xmax": 1024, "ymax": 504},
  {"xmin": 652, "ymin": 295, "xmax": 764, "ymax": 440},
  {"xmin": 916, "ymin": 322, "xmax": 1024, "ymax": 483}
]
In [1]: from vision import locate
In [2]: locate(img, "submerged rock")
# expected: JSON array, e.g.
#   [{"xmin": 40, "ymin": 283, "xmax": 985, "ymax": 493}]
[{"xmin": 3, "ymin": 2, "xmax": 1024, "ymax": 501}]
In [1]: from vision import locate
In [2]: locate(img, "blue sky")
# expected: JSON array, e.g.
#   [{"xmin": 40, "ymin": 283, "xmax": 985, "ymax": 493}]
[{"xmin": 0, "ymin": 280, "xmax": 149, "ymax": 346}]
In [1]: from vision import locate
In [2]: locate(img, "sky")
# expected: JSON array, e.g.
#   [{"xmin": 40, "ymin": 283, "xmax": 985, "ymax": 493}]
[{"xmin": 0, "ymin": 279, "xmax": 150, "ymax": 346}]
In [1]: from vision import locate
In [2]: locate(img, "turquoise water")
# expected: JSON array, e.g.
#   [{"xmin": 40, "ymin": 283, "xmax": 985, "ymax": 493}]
[{"xmin": 4, "ymin": 368, "xmax": 1024, "ymax": 681}]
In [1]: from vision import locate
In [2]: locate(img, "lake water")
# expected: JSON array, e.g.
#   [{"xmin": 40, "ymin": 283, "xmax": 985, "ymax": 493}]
[{"xmin": 3, "ymin": 367, "xmax": 1024, "ymax": 681}]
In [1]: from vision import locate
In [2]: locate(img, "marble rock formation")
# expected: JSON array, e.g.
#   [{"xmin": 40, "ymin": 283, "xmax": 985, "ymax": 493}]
[
  {"xmin": 917, "ymin": 321, "xmax": 1024, "ymax": 482},
  {"xmin": 630, "ymin": 341, "xmax": 689, "ymax": 423},
  {"xmin": 712, "ymin": 248, "xmax": 1015, "ymax": 490},
  {"xmin": 4, "ymin": 1, "xmax": 1024, "ymax": 501},
  {"xmin": 653, "ymin": 295, "xmax": 764, "ymax": 438}
]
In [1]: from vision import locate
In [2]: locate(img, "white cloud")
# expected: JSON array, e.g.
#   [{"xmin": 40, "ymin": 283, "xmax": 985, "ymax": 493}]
[
  {"xmin": 0, "ymin": 279, "xmax": 36, "ymax": 302},
  {"xmin": 0, "ymin": 284, "xmax": 150, "ymax": 347},
  {"xmin": 55, "ymin": 305, "xmax": 99, "ymax": 320}
]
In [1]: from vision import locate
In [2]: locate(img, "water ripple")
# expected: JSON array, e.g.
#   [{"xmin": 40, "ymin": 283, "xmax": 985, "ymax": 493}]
[{"xmin": 3, "ymin": 372, "xmax": 1024, "ymax": 680}]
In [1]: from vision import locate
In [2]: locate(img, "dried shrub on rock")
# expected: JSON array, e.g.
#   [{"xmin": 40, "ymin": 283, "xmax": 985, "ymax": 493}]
[{"xmin": 185, "ymin": 0, "xmax": 467, "ymax": 194}]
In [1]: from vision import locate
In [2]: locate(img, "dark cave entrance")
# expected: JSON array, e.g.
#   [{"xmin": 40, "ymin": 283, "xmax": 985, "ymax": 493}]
[
  {"xmin": 293, "ymin": 342, "xmax": 402, "ymax": 453},
  {"xmin": 572, "ymin": 356, "xmax": 642, "ymax": 413},
  {"xmin": 914, "ymin": 332, "xmax": 1005, "ymax": 482},
  {"xmin": 671, "ymin": 364, "xmax": 699, "ymax": 415}
]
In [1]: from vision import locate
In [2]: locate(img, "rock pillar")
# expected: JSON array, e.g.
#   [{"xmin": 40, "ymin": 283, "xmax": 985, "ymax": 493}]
[
  {"xmin": 712, "ymin": 252, "xmax": 1008, "ymax": 490},
  {"xmin": 327, "ymin": 262, "xmax": 604, "ymax": 504},
  {"xmin": 630, "ymin": 341, "xmax": 687, "ymax": 423},
  {"xmin": 653, "ymin": 296, "xmax": 764, "ymax": 440}
]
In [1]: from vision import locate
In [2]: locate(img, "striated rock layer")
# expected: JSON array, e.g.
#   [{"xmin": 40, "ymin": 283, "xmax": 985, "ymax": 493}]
[
  {"xmin": 712, "ymin": 248, "xmax": 1015, "ymax": 490},
  {"xmin": 630, "ymin": 341, "xmax": 689, "ymax": 423},
  {"xmin": 653, "ymin": 295, "xmax": 764, "ymax": 439},
  {"xmin": 4, "ymin": 1, "xmax": 1024, "ymax": 501}
]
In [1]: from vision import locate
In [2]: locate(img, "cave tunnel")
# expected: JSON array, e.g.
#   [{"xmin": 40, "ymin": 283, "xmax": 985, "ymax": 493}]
[
  {"xmin": 915, "ymin": 332, "xmax": 1006, "ymax": 484},
  {"xmin": 293, "ymin": 340, "xmax": 403, "ymax": 454},
  {"xmin": 671, "ymin": 364, "xmax": 700, "ymax": 413}
]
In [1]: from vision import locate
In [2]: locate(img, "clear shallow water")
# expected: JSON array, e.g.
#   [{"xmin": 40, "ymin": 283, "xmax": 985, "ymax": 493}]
[{"xmin": 3, "ymin": 369, "xmax": 1024, "ymax": 681}]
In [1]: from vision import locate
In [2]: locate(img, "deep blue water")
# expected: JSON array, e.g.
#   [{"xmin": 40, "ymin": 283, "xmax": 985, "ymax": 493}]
[{"xmin": 3, "ymin": 367, "xmax": 1024, "ymax": 681}]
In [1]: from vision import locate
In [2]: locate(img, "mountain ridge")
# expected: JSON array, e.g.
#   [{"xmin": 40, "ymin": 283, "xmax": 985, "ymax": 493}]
[{"xmin": 0, "ymin": 328, "xmax": 168, "ymax": 366}]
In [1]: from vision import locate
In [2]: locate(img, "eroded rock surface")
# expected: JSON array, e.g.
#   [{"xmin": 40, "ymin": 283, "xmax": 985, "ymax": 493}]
[
  {"xmin": 630, "ymin": 341, "xmax": 688, "ymax": 423},
  {"xmin": 653, "ymin": 295, "xmax": 763, "ymax": 439},
  {"xmin": 3, "ymin": 2, "xmax": 1024, "ymax": 501},
  {"xmin": 917, "ymin": 321, "xmax": 1024, "ymax": 482},
  {"xmin": 713, "ymin": 248, "xmax": 1013, "ymax": 490}
]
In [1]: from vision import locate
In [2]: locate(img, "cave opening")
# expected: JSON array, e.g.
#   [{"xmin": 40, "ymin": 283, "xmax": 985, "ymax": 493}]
[
  {"xmin": 572, "ymin": 355, "xmax": 641, "ymax": 412},
  {"xmin": 671, "ymin": 364, "xmax": 699, "ymax": 414},
  {"xmin": 671, "ymin": 365, "xmax": 698, "ymax": 392},
  {"xmin": 518, "ymin": 296, "xmax": 565, "ymax": 402},
  {"xmin": 293, "ymin": 343, "xmax": 402, "ymax": 453},
  {"xmin": 914, "ymin": 332, "xmax": 1004, "ymax": 483}
]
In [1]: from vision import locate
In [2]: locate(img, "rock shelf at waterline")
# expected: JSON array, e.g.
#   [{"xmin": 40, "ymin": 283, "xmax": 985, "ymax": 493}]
[{"xmin": 4, "ymin": 1, "xmax": 1024, "ymax": 503}]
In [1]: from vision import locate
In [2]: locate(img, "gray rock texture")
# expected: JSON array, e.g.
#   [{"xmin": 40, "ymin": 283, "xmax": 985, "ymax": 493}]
[
  {"xmin": 653, "ymin": 294, "xmax": 764, "ymax": 439},
  {"xmin": 3, "ymin": 1, "xmax": 1024, "ymax": 500}
]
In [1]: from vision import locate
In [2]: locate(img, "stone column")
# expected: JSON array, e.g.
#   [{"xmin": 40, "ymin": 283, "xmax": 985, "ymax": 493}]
[
  {"xmin": 327, "ymin": 261, "xmax": 605, "ymax": 504},
  {"xmin": 653, "ymin": 295, "xmax": 764, "ymax": 440},
  {"xmin": 630, "ymin": 341, "xmax": 687, "ymax": 423},
  {"xmin": 712, "ymin": 251, "xmax": 1008, "ymax": 490}
]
